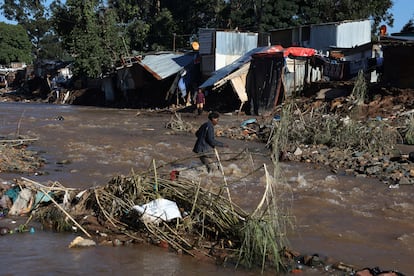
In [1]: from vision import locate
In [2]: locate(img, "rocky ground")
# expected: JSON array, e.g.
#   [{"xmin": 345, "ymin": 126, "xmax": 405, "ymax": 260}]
[
  {"xmin": 278, "ymin": 88, "xmax": 414, "ymax": 186},
  {"xmin": 215, "ymin": 85, "xmax": 414, "ymax": 186}
]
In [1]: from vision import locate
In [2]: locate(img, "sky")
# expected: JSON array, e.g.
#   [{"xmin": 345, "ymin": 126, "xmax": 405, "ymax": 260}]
[
  {"xmin": 0, "ymin": 0, "xmax": 412, "ymax": 34},
  {"xmin": 387, "ymin": 0, "xmax": 414, "ymax": 34}
]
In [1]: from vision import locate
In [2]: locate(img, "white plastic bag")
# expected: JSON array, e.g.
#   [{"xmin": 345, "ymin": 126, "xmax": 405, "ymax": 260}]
[{"xmin": 132, "ymin": 198, "xmax": 182, "ymax": 224}]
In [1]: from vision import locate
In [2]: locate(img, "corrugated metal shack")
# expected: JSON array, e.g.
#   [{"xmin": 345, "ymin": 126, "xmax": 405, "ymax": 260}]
[
  {"xmin": 269, "ymin": 26, "xmax": 310, "ymax": 48},
  {"xmin": 309, "ymin": 20, "xmax": 371, "ymax": 52},
  {"xmin": 102, "ymin": 51, "xmax": 200, "ymax": 108},
  {"xmin": 198, "ymin": 29, "xmax": 259, "ymax": 77},
  {"xmin": 269, "ymin": 19, "xmax": 373, "ymax": 81},
  {"xmin": 0, "ymin": 62, "xmax": 28, "ymax": 87},
  {"xmin": 380, "ymin": 34, "xmax": 414, "ymax": 88},
  {"xmin": 324, "ymin": 43, "xmax": 372, "ymax": 80},
  {"xmin": 269, "ymin": 20, "xmax": 371, "ymax": 52},
  {"xmin": 200, "ymin": 45, "xmax": 317, "ymax": 115}
]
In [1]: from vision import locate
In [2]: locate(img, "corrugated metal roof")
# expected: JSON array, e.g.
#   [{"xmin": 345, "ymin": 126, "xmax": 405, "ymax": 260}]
[
  {"xmin": 215, "ymin": 62, "xmax": 250, "ymax": 88},
  {"xmin": 386, "ymin": 34, "xmax": 414, "ymax": 41},
  {"xmin": 199, "ymin": 47, "xmax": 267, "ymax": 88},
  {"xmin": 138, "ymin": 52, "xmax": 196, "ymax": 80}
]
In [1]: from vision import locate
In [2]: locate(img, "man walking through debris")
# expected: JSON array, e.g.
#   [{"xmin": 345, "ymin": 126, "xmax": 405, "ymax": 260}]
[
  {"xmin": 193, "ymin": 112, "xmax": 228, "ymax": 173},
  {"xmin": 195, "ymin": 88, "xmax": 205, "ymax": 115}
]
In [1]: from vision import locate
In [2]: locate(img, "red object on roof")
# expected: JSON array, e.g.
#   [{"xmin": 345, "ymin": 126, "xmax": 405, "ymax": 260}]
[
  {"xmin": 262, "ymin": 45, "xmax": 284, "ymax": 54},
  {"xmin": 284, "ymin": 47, "xmax": 316, "ymax": 57},
  {"xmin": 252, "ymin": 45, "xmax": 316, "ymax": 58},
  {"xmin": 253, "ymin": 45, "xmax": 284, "ymax": 57}
]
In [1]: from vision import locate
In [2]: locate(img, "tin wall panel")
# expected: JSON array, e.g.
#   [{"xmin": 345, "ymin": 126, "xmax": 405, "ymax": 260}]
[
  {"xmin": 310, "ymin": 20, "xmax": 371, "ymax": 51},
  {"xmin": 215, "ymin": 31, "xmax": 258, "ymax": 70},
  {"xmin": 199, "ymin": 29, "xmax": 215, "ymax": 55}
]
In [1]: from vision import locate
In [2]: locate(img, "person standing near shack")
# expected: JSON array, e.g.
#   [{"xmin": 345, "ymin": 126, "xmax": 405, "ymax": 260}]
[
  {"xmin": 195, "ymin": 88, "xmax": 205, "ymax": 115},
  {"xmin": 193, "ymin": 112, "xmax": 227, "ymax": 173}
]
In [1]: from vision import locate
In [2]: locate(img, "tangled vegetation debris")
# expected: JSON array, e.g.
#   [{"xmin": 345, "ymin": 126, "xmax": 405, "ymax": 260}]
[
  {"xmin": 165, "ymin": 112, "xmax": 194, "ymax": 132},
  {"xmin": 7, "ymin": 155, "xmax": 295, "ymax": 273}
]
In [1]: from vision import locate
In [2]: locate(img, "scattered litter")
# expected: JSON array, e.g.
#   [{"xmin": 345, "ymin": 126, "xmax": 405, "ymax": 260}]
[
  {"xmin": 69, "ymin": 236, "xmax": 97, "ymax": 248},
  {"xmin": 132, "ymin": 198, "xmax": 182, "ymax": 224},
  {"xmin": 325, "ymin": 175, "xmax": 338, "ymax": 182},
  {"xmin": 9, "ymin": 188, "xmax": 33, "ymax": 215},
  {"xmin": 241, "ymin": 118, "xmax": 257, "ymax": 127}
]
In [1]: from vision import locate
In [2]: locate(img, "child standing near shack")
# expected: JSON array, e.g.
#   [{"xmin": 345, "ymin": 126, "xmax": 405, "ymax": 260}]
[{"xmin": 195, "ymin": 88, "xmax": 205, "ymax": 115}]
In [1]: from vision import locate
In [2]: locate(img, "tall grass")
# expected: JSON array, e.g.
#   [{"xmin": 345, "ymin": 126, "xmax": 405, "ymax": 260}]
[
  {"xmin": 351, "ymin": 70, "xmax": 367, "ymax": 106},
  {"xmin": 404, "ymin": 115, "xmax": 414, "ymax": 145},
  {"xmin": 236, "ymin": 102, "xmax": 297, "ymax": 273}
]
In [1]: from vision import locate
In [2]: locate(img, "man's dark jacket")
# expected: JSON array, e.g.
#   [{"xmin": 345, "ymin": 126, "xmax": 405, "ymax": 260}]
[{"xmin": 193, "ymin": 120, "xmax": 224, "ymax": 153}]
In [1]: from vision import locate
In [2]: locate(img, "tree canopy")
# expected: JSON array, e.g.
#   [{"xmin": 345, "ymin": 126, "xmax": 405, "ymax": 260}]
[
  {"xmin": 0, "ymin": 0, "xmax": 396, "ymax": 78},
  {"xmin": 401, "ymin": 18, "xmax": 414, "ymax": 33},
  {"xmin": 51, "ymin": 0, "xmax": 125, "ymax": 78},
  {"xmin": 0, "ymin": 22, "xmax": 32, "ymax": 64},
  {"xmin": 1, "ymin": 0, "xmax": 55, "ymax": 59}
]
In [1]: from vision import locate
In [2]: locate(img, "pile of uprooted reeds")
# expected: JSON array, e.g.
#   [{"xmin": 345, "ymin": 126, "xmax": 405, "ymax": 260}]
[
  {"xmin": 18, "ymin": 156, "xmax": 294, "ymax": 273},
  {"xmin": 267, "ymin": 72, "xmax": 404, "ymax": 157},
  {"xmin": 268, "ymin": 98, "xmax": 402, "ymax": 158}
]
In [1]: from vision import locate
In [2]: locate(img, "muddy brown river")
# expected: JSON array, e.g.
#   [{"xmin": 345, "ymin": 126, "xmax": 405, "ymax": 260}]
[{"xmin": 0, "ymin": 102, "xmax": 413, "ymax": 275}]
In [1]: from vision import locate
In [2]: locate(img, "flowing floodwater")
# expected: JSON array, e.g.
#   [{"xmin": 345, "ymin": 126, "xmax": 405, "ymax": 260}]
[{"xmin": 0, "ymin": 102, "xmax": 413, "ymax": 275}]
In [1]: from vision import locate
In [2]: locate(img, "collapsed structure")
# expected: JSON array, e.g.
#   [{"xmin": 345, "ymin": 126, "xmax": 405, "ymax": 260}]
[{"xmin": 2, "ymin": 19, "xmax": 413, "ymax": 112}]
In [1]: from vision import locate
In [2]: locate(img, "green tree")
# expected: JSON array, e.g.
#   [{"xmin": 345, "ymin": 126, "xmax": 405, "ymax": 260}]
[
  {"xmin": 36, "ymin": 33, "xmax": 69, "ymax": 60},
  {"xmin": 123, "ymin": 20, "xmax": 151, "ymax": 52},
  {"xmin": 2, "ymin": 0, "xmax": 46, "ymax": 22},
  {"xmin": 1, "ymin": 0, "xmax": 54, "ymax": 59},
  {"xmin": 107, "ymin": 0, "xmax": 152, "ymax": 53},
  {"xmin": 227, "ymin": 0, "xmax": 301, "ymax": 32},
  {"xmin": 163, "ymin": 0, "xmax": 228, "ymax": 34},
  {"xmin": 45, "ymin": 0, "xmax": 396, "ymax": 77},
  {"xmin": 0, "ymin": 22, "xmax": 32, "ymax": 64},
  {"xmin": 51, "ymin": 0, "xmax": 125, "ymax": 78},
  {"xmin": 148, "ymin": 8, "xmax": 178, "ymax": 51},
  {"xmin": 401, "ymin": 18, "xmax": 414, "ymax": 33},
  {"xmin": 227, "ymin": 0, "xmax": 255, "ymax": 30},
  {"xmin": 259, "ymin": 0, "xmax": 299, "ymax": 31},
  {"xmin": 295, "ymin": 0, "xmax": 393, "ymax": 31},
  {"xmin": 226, "ymin": 0, "xmax": 301, "ymax": 32},
  {"xmin": 227, "ymin": 0, "xmax": 393, "ymax": 33}
]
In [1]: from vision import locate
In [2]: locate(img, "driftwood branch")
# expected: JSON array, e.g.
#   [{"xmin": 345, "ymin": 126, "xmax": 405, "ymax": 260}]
[{"xmin": 0, "ymin": 138, "xmax": 39, "ymax": 143}]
